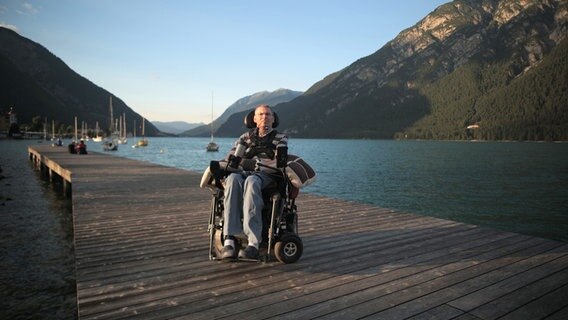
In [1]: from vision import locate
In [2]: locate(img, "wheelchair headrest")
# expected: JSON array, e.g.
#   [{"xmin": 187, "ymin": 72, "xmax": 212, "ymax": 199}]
[{"xmin": 244, "ymin": 109, "xmax": 279, "ymax": 129}]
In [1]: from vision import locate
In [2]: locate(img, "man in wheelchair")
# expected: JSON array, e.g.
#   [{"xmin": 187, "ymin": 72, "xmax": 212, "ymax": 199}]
[
  {"xmin": 201, "ymin": 104, "xmax": 315, "ymax": 263},
  {"xmin": 220, "ymin": 104, "xmax": 287, "ymax": 261}
]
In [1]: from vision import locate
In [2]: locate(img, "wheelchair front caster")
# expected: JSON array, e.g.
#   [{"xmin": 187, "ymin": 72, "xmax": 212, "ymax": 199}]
[{"xmin": 274, "ymin": 233, "xmax": 303, "ymax": 264}]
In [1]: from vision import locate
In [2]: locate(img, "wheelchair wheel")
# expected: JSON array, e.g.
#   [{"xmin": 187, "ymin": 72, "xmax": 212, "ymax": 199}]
[{"xmin": 274, "ymin": 234, "xmax": 303, "ymax": 264}]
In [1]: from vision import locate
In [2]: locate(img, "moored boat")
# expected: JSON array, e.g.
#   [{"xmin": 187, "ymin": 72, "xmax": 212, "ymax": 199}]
[
  {"xmin": 206, "ymin": 92, "xmax": 219, "ymax": 152},
  {"xmin": 133, "ymin": 117, "xmax": 148, "ymax": 147}
]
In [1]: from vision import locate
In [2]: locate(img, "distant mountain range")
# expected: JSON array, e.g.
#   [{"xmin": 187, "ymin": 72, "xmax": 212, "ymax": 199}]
[
  {"xmin": 1, "ymin": 0, "xmax": 566, "ymax": 140},
  {"xmin": 179, "ymin": 89, "xmax": 302, "ymax": 137},
  {"xmin": 153, "ymin": 121, "xmax": 204, "ymax": 135}
]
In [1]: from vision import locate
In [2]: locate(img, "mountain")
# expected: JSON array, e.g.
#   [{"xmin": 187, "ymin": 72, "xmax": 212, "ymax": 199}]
[
  {"xmin": 0, "ymin": 27, "xmax": 162, "ymax": 136},
  {"xmin": 153, "ymin": 121, "xmax": 204, "ymax": 135},
  {"xmin": 217, "ymin": 0, "xmax": 568, "ymax": 140},
  {"xmin": 179, "ymin": 89, "xmax": 302, "ymax": 137},
  {"xmin": 2, "ymin": 0, "xmax": 566, "ymax": 141}
]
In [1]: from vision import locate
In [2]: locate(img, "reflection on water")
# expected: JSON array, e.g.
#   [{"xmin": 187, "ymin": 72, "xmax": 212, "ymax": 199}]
[{"xmin": 0, "ymin": 140, "xmax": 76, "ymax": 320}]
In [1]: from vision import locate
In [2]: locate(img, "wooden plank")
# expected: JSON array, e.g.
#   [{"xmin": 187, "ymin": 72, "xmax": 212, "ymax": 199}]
[
  {"xmin": 467, "ymin": 264, "xmax": 568, "ymax": 319},
  {"xmin": 82, "ymin": 223, "xmax": 485, "ymax": 319},
  {"xmin": 235, "ymin": 237, "xmax": 557, "ymax": 320},
  {"xmin": 497, "ymin": 284, "xmax": 568, "ymax": 320},
  {"xmin": 448, "ymin": 250, "xmax": 568, "ymax": 310},
  {"xmin": 27, "ymin": 145, "xmax": 568, "ymax": 320},
  {"xmin": 539, "ymin": 305, "xmax": 568, "ymax": 320},
  {"xmin": 76, "ymin": 218, "xmax": 465, "ymax": 318},
  {"xmin": 405, "ymin": 304, "xmax": 466, "ymax": 320},
  {"xmin": 358, "ymin": 243, "xmax": 568, "ymax": 320},
  {"xmin": 180, "ymin": 230, "xmax": 522, "ymax": 320}
]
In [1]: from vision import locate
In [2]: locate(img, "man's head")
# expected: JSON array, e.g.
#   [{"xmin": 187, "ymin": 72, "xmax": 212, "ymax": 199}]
[{"xmin": 254, "ymin": 104, "xmax": 274, "ymax": 131}]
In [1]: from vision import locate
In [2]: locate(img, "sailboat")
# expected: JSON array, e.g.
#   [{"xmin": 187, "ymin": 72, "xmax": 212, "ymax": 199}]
[
  {"xmin": 118, "ymin": 113, "xmax": 128, "ymax": 144},
  {"xmin": 92, "ymin": 121, "xmax": 103, "ymax": 142},
  {"xmin": 81, "ymin": 121, "xmax": 90, "ymax": 141},
  {"xmin": 42, "ymin": 117, "xmax": 47, "ymax": 142},
  {"xmin": 103, "ymin": 96, "xmax": 119, "ymax": 151},
  {"xmin": 74, "ymin": 116, "xmax": 78, "ymax": 142},
  {"xmin": 134, "ymin": 117, "xmax": 148, "ymax": 147},
  {"xmin": 206, "ymin": 92, "xmax": 219, "ymax": 152},
  {"xmin": 131, "ymin": 119, "xmax": 137, "ymax": 148},
  {"xmin": 50, "ymin": 120, "xmax": 55, "ymax": 141},
  {"xmin": 51, "ymin": 119, "xmax": 63, "ymax": 147}
]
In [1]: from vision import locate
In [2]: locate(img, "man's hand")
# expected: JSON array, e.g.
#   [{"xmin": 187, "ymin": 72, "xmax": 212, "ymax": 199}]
[{"xmin": 227, "ymin": 154, "xmax": 242, "ymax": 169}]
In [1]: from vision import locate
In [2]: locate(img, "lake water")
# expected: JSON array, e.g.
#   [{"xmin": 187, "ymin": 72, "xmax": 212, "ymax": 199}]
[
  {"xmin": 1, "ymin": 140, "xmax": 76, "ymax": 319},
  {"xmin": 1, "ymin": 137, "xmax": 567, "ymax": 319}
]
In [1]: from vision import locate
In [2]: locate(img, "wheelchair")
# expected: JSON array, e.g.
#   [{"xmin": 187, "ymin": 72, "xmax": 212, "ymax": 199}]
[{"xmin": 205, "ymin": 148, "xmax": 304, "ymax": 264}]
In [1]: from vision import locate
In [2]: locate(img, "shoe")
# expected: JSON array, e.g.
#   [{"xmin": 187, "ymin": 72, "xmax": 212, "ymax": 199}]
[
  {"xmin": 238, "ymin": 246, "xmax": 259, "ymax": 260},
  {"xmin": 221, "ymin": 245, "xmax": 237, "ymax": 261}
]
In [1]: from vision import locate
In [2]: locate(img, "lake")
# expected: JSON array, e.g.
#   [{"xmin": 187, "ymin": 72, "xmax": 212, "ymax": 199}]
[{"xmin": 1, "ymin": 140, "xmax": 76, "ymax": 319}]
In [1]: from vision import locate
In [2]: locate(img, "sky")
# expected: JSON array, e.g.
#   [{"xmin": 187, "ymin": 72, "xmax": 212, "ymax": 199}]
[{"xmin": 1, "ymin": 0, "xmax": 448, "ymax": 124}]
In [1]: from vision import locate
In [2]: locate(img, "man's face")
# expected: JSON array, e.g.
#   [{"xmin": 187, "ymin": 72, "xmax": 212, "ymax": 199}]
[{"xmin": 254, "ymin": 106, "xmax": 274, "ymax": 129}]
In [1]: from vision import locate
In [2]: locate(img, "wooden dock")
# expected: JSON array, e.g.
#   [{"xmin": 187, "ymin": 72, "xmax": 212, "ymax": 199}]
[{"xmin": 28, "ymin": 145, "xmax": 568, "ymax": 320}]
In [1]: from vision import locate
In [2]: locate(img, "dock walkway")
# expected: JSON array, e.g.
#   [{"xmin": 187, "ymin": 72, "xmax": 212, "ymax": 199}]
[{"xmin": 28, "ymin": 145, "xmax": 568, "ymax": 320}]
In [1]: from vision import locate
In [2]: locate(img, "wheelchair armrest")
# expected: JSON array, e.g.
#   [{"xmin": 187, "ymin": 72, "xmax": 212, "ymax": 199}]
[
  {"xmin": 210, "ymin": 160, "xmax": 227, "ymax": 189},
  {"xmin": 289, "ymin": 186, "xmax": 300, "ymax": 199}
]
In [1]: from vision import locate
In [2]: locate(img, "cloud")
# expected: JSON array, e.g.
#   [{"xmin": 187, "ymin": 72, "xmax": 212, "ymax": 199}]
[
  {"xmin": 0, "ymin": 22, "xmax": 19, "ymax": 32},
  {"xmin": 16, "ymin": 2, "xmax": 39, "ymax": 15}
]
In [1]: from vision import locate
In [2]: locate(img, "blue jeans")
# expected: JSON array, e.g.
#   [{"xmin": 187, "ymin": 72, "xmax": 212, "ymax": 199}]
[{"xmin": 223, "ymin": 171, "xmax": 275, "ymax": 247}]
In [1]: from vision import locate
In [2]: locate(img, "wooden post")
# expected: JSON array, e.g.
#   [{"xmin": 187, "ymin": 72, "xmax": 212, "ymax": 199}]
[{"xmin": 63, "ymin": 180, "xmax": 71, "ymax": 198}]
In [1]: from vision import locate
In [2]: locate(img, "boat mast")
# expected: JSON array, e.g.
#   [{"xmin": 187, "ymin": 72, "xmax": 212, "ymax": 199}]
[
  {"xmin": 210, "ymin": 92, "xmax": 214, "ymax": 142},
  {"xmin": 109, "ymin": 96, "xmax": 114, "ymax": 133},
  {"xmin": 123, "ymin": 113, "xmax": 127, "ymax": 138},
  {"xmin": 43, "ymin": 117, "xmax": 47, "ymax": 140}
]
